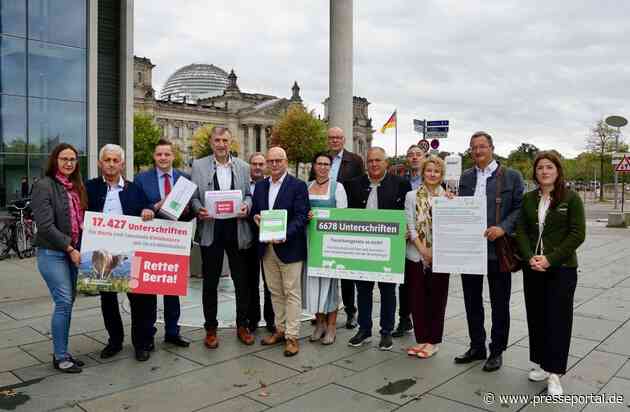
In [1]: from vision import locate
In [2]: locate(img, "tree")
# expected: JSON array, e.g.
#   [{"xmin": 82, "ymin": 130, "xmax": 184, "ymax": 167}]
[
  {"xmin": 586, "ymin": 120, "xmax": 620, "ymax": 201},
  {"xmin": 506, "ymin": 143, "xmax": 539, "ymax": 181},
  {"xmin": 271, "ymin": 105, "xmax": 327, "ymax": 173},
  {"xmin": 134, "ymin": 113, "xmax": 161, "ymax": 172},
  {"xmin": 191, "ymin": 124, "xmax": 240, "ymax": 159},
  {"xmin": 134, "ymin": 113, "xmax": 183, "ymax": 171}
]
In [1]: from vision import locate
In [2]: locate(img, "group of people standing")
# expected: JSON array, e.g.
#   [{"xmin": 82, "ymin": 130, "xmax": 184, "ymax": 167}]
[{"xmin": 32, "ymin": 126, "xmax": 585, "ymax": 397}]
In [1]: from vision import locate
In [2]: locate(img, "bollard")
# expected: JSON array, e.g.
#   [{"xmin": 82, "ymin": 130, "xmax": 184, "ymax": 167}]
[{"xmin": 607, "ymin": 212, "xmax": 627, "ymax": 228}]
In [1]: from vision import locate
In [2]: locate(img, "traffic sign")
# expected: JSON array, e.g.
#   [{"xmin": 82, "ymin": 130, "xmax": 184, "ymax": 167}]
[
  {"xmin": 426, "ymin": 132, "xmax": 448, "ymax": 139},
  {"xmin": 413, "ymin": 119, "xmax": 425, "ymax": 133},
  {"xmin": 418, "ymin": 139, "xmax": 430, "ymax": 152},
  {"xmin": 615, "ymin": 156, "xmax": 630, "ymax": 173},
  {"xmin": 430, "ymin": 139, "xmax": 440, "ymax": 149},
  {"xmin": 426, "ymin": 120, "xmax": 449, "ymax": 127},
  {"xmin": 426, "ymin": 126, "xmax": 449, "ymax": 133}
]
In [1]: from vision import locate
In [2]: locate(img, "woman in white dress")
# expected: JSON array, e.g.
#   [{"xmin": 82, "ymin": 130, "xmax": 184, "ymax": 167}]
[{"xmin": 306, "ymin": 152, "xmax": 348, "ymax": 345}]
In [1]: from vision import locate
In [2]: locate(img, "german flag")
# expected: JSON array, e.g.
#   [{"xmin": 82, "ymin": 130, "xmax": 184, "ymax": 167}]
[{"xmin": 380, "ymin": 110, "xmax": 396, "ymax": 134}]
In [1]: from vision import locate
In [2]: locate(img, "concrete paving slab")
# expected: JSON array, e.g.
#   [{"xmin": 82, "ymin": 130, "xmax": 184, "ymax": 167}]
[
  {"xmin": 595, "ymin": 287, "xmax": 630, "ymax": 302},
  {"xmin": 340, "ymin": 342, "xmax": 479, "ymax": 406},
  {"xmin": 244, "ymin": 364, "xmax": 355, "ymax": 407},
  {"xmin": 0, "ymin": 260, "xmax": 49, "ymax": 303},
  {"xmin": 582, "ymin": 377, "xmax": 630, "ymax": 411},
  {"xmin": 332, "ymin": 348, "xmax": 403, "ymax": 372},
  {"xmin": 395, "ymin": 394, "xmax": 488, "ymax": 411},
  {"xmin": 564, "ymin": 351, "xmax": 627, "ymax": 390},
  {"xmin": 572, "ymin": 287, "xmax": 605, "ymax": 307},
  {"xmin": 20, "ymin": 334, "xmax": 104, "ymax": 363},
  {"xmin": 264, "ymin": 384, "xmax": 397, "ymax": 412},
  {"xmin": 0, "ymin": 327, "xmax": 48, "ymax": 349},
  {"xmin": 28, "ymin": 310, "xmax": 130, "ymax": 337},
  {"xmin": 78, "ymin": 355, "xmax": 297, "ymax": 412},
  {"xmin": 197, "ymin": 396, "xmax": 267, "ymax": 412},
  {"xmin": 518, "ymin": 376, "xmax": 603, "ymax": 411},
  {"xmin": 570, "ymin": 316, "xmax": 622, "ymax": 341},
  {"xmin": 575, "ymin": 297, "xmax": 630, "ymax": 322},
  {"xmin": 0, "ymin": 347, "xmax": 40, "ymax": 372},
  {"xmin": 596, "ymin": 326, "xmax": 630, "ymax": 356},
  {"xmin": 0, "ymin": 295, "xmax": 100, "ymax": 320},
  {"xmin": 7, "ymin": 350, "xmax": 201, "ymax": 412},
  {"xmin": 502, "ymin": 345, "xmax": 580, "ymax": 373},
  {"xmin": 12, "ymin": 355, "xmax": 97, "ymax": 381},
  {"xmin": 430, "ymin": 365, "xmax": 546, "ymax": 411},
  {"xmin": 516, "ymin": 336, "xmax": 600, "ymax": 358},
  {"xmin": 0, "ymin": 372, "xmax": 21, "ymax": 387},
  {"xmin": 612, "ymin": 361, "xmax": 630, "ymax": 381}
]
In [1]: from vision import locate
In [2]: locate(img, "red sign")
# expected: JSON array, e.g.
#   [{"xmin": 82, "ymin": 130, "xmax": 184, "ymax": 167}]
[
  {"xmin": 215, "ymin": 200, "xmax": 235, "ymax": 214},
  {"xmin": 430, "ymin": 139, "xmax": 440, "ymax": 149},
  {"xmin": 418, "ymin": 139, "xmax": 430, "ymax": 152},
  {"xmin": 615, "ymin": 156, "xmax": 630, "ymax": 173},
  {"xmin": 132, "ymin": 251, "xmax": 189, "ymax": 296}
]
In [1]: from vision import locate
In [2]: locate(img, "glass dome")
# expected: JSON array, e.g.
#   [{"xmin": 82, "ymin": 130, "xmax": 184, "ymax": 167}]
[{"xmin": 159, "ymin": 64, "xmax": 229, "ymax": 102}]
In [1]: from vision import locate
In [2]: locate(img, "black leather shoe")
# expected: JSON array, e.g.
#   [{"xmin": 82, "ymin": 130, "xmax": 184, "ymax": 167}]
[
  {"xmin": 146, "ymin": 342, "xmax": 156, "ymax": 352},
  {"xmin": 100, "ymin": 344, "xmax": 123, "ymax": 359},
  {"xmin": 345, "ymin": 314, "xmax": 357, "ymax": 329},
  {"xmin": 391, "ymin": 318, "xmax": 413, "ymax": 338},
  {"xmin": 52, "ymin": 356, "xmax": 82, "ymax": 373},
  {"xmin": 454, "ymin": 348, "xmax": 487, "ymax": 364},
  {"xmin": 266, "ymin": 324, "xmax": 277, "ymax": 334},
  {"xmin": 164, "ymin": 335, "xmax": 190, "ymax": 347},
  {"xmin": 483, "ymin": 353, "xmax": 502, "ymax": 372},
  {"xmin": 135, "ymin": 349, "xmax": 150, "ymax": 362}
]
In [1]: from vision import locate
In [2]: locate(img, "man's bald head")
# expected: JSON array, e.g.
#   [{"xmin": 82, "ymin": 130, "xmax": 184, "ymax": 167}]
[
  {"xmin": 266, "ymin": 146, "xmax": 288, "ymax": 182},
  {"xmin": 327, "ymin": 127, "xmax": 345, "ymax": 153}
]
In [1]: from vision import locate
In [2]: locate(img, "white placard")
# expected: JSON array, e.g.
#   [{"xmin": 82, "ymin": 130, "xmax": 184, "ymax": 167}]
[
  {"xmin": 444, "ymin": 154, "xmax": 462, "ymax": 181},
  {"xmin": 159, "ymin": 176, "xmax": 197, "ymax": 220},
  {"xmin": 432, "ymin": 197, "xmax": 487, "ymax": 275},
  {"xmin": 204, "ymin": 190, "xmax": 242, "ymax": 219}
]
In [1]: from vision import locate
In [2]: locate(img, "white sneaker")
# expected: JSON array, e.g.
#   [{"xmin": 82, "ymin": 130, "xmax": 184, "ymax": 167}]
[
  {"xmin": 547, "ymin": 374, "xmax": 563, "ymax": 396},
  {"xmin": 528, "ymin": 368, "xmax": 549, "ymax": 382}
]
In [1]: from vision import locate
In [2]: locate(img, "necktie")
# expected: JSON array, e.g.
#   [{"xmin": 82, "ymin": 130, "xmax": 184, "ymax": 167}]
[{"xmin": 163, "ymin": 174, "xmax": 171, "ymax": 198}]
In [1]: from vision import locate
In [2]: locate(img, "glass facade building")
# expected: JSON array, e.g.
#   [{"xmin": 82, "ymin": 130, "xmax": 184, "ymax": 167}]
[{"xmin": 0, "ymin": 0, "xmax": 88, "ymax": 206}]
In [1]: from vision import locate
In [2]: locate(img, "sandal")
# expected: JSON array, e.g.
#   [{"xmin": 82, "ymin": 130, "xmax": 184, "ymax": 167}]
[
  {"xmin": 407, "ymin": 343, "xmax": 427, "ymax": 356},
  {"xmin": 417, "ymin": 344, "xmax": 439, "ymax": 359}
]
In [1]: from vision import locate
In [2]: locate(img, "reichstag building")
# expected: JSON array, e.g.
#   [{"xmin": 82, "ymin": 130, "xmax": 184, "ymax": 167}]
[{"xmin": 134, "ymin": 56, "xmax": 374, "ymax": 168}]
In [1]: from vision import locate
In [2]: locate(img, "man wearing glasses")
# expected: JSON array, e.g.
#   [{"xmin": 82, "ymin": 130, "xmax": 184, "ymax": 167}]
[
  {"xmin": 454, "ymin": 131, "xmax": 524, "ymax": 372},
  {"xmin": 190, "ymin": 127, "xmax": 255, "ymax": 349}
]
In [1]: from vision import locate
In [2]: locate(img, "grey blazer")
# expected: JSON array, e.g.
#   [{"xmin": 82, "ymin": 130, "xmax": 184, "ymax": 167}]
[
  {"xmin": 190, "ymin": 155, "xmax": 253, "ymax": 249},
  {"xmin": 32, "ymin": 176, "xmax": 74, "ymax": 251}
]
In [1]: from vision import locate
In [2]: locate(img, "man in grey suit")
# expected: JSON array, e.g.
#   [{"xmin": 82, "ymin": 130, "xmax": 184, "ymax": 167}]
[{"xmin": 190, "ymin": 126, "xmax": 255, "ymax": 349}]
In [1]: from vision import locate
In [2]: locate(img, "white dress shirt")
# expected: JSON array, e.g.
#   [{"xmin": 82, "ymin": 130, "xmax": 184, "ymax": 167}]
[
  {"xmin": 215, "ymin": 160, "xmax": 232, "ymax": 190},
  {"xmin": 103, "ymin": 176, "xmax": 125, "ymax": 215},
  {"xmin": 156, "ymin": 167, "xmax": 174, "ymax": 200},
  {"xmin": 331, "ymin": 150, "xmax": 343, "ymax": 182},
  {"xmin": 474, "ymin": 159, "xmax": 498, "ymax": 197},
  {"xmin": 268, "ymin": 172, "xmax": 287, "ymax": 209}
]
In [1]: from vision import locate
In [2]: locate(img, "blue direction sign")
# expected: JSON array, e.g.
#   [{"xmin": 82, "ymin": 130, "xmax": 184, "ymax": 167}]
[
  {"xmin": 426, "ymin": 120, "xmax": 449, "ymax": 127},
  {"xmin": 426, "ymin": 126, "xmax": 449, "ymax": 133}
]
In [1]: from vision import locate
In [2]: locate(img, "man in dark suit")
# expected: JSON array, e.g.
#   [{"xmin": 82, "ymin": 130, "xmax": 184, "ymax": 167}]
[
  {"xmin": 454, "ymin": 131, "xmax": 524, "ymax": 372},
  {"xmin": 251, "ymin": 147, "xmax": 309, "ymax": 357},
  {"xmin": 86, "ymin": 144, "xmax": 157, "ymax": 362},
  {"xmin": 134, "ymin": 139, "xmax": 191, "ymax": 348},
  {"xmin": 319, "ymin": 127, "xmax": 365, "ymax": 329},
  {"xmin": 344, "ymin": 147, "xmax": 412, "ymax": 351}
]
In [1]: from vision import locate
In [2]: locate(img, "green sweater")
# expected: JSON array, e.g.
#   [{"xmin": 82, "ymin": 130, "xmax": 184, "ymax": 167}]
[{"xmin": 515, "ymin": 189, "xmax": 585, "ymax": 268}]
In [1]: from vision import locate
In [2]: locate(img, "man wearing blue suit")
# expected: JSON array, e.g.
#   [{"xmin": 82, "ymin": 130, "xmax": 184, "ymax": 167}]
[
  {"xmin": 134, "ymin": 139, "xmax": 191, "ymax": 348},
  {"xmin": 251, "ymin": 147, "xmax": 310, "ymax": 357}
]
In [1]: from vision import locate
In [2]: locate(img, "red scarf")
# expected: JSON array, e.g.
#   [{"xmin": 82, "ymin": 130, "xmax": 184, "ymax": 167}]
[{"xmin": 55, "ymin": 171, "xmax": 84, "ymax": 246}]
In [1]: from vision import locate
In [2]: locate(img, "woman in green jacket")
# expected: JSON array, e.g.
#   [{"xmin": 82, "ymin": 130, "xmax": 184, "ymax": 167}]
[{"xmin": 515, "ymin": 151, "xmax": 585, "ymax": 396}]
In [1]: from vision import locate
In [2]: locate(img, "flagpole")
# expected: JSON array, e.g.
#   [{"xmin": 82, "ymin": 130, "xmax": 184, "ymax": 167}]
[{"xmin": 394, "ymin": 109, "xmax": 398, "ymax": 158}]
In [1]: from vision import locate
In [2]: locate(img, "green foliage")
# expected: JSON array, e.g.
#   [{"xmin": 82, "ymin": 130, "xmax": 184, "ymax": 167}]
[
  {"xmin": 133, "ymin": 113, "xmax": 162, "ymax": 172},
  {"xmin": 192, "ymin": 124, "xmax": 240, "ymax": 159},
  {"xmin": 505, "ymin": 143, "xmax": 540, "ymax": 181},
  {"xmin": 586, "ymin": 119, "xmax": 625, "ymax": 200},
  {"xmin": 272, "ymin": 105, "xmax": 327, "ymax": 170}
]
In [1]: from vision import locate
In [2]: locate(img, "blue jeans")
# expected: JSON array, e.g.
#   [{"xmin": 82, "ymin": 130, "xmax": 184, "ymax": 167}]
[
  {"xmin": 356, "ymin": 280, "xmax": 396, "ymax": 336},
  {"xmin": 37, "ymin": 248, "xmax": 77, "ymax": 360}
]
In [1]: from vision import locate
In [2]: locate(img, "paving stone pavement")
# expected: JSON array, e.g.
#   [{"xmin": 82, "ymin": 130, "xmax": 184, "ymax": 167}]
[{"xmin": 0, "ymin": 203, "xmax": 629, "ymax": 411}]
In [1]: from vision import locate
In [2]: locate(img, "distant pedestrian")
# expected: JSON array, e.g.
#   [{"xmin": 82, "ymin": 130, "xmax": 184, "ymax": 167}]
[
  {"xmin": 32, "ymin": 143, "xmax": 87, "ymax": 373},
  {"xmin": 515, "ymin": 151, "xmax": 585, "ymax": 396}
]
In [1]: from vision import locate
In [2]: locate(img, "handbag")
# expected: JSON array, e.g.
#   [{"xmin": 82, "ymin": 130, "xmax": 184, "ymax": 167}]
[{"xmin": 494, "ymin": 166, "xmax": 522, "ymax": 273}]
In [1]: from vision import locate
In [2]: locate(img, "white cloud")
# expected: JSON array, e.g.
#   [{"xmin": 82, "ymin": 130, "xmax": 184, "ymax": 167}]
[{"xmin": 134, "ymin": 0, "xmax": 630, "ymax": 158}]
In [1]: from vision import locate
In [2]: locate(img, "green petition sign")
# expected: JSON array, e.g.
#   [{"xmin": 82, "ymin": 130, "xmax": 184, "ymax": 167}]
[{"xmin": 307, "ymin": 208, "xmax": 406, "ymax": 284}]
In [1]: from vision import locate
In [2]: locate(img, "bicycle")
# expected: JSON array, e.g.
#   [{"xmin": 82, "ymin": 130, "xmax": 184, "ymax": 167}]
[{"xmin": 0, "ymin": 199, "xmax": 37, "ymax": 259}]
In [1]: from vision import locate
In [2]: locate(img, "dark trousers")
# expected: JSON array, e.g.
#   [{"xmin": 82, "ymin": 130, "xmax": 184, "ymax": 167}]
[
  {"xmin": 461, "ymin": 260, "xmax": 511, "ymax": 355},
  {"xmin": 398, "ymin": 267, "xmax": 411, "ymax": 322},
  {"xmin": 407, "ymin": 260, "xmax": 450, "ymax": 344},
  {"xmin": 245, "ymin": 246, "xmax": 275, "ymax": 328},
  {"xmin": 100, "ymin": 291, "xmax": 156, "ymax": 350},
  {"xmin": 163, "ymin": 295, "xmax": 181, "ymax": 337},
  {"xmin": 523, "ymin": 267, "xmax": 577, "ymax": 374},
  {"xmin": 201, "ymin": 242, "xmax": 249, "ymax": 330},
  {"xmin": 356, "ymin": 280, "xmax": 396, "ymax": 336},
  {"xmin": 341, "ymin": 279, "xmax": 357, "ymax": 316}
]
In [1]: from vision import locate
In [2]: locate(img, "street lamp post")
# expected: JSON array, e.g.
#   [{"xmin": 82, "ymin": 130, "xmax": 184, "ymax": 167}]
[{"xmin": 605, "ymin": 115, "xmax": 628, "ymax": 209}]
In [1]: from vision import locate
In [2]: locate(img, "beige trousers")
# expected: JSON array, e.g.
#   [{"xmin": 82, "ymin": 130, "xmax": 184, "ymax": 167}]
[{"xmin": 262, "ymin": 244, "xmax": 303, "ymax": 339}]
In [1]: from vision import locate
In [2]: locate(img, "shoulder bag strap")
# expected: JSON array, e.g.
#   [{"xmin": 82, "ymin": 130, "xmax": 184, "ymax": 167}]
[{"xmin": 495, "ymin": 165, "xmax": 503, "ymax": 226}]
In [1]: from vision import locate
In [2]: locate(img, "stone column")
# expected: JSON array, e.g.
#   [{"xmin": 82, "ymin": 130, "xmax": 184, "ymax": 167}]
[
  {"xmin": 259, "ymin": 125, "xmax": 267, "ymax": 154},
  {"xmin": 329, "ymin": 0, "xmax": 353, "ymax": 151},
  {"xmin": 249, "ymin": 125, "xmax": 256, "ymax": 155}
]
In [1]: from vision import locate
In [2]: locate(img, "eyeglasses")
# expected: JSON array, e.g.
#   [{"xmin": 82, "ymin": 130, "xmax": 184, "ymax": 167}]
[
  {"xmin": 470, "ymin": 145, "xmax": 491, "ymax": 152},
  {"xmin": 58, "ymin": 157, "xmax": 78, "ymax": 164},
  {"xmin": 267, "ymin": 159, "xmax": 285, "ymax": 164},
  {"xmin": 315, "ymin": 162, "xmax": 331, "ymax": 167}
]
